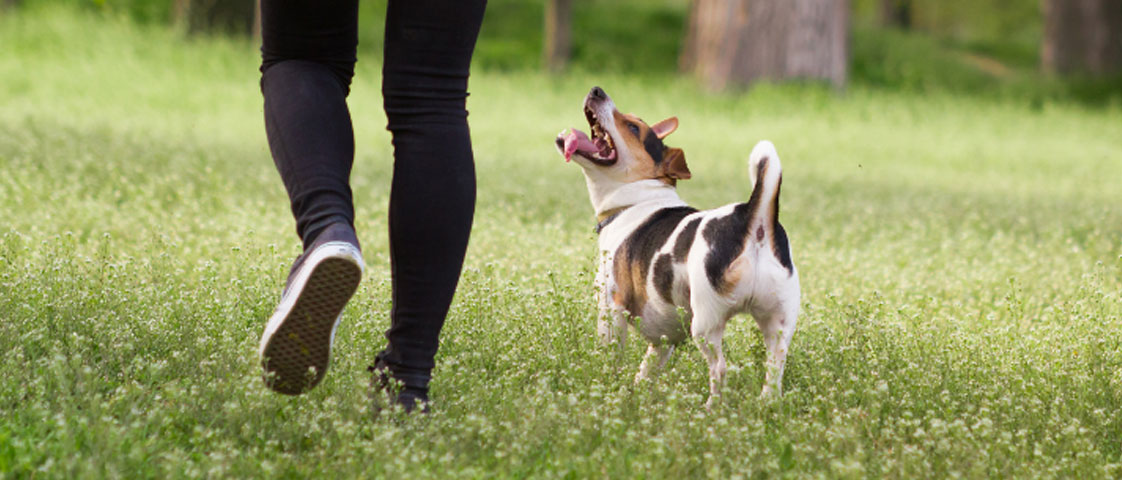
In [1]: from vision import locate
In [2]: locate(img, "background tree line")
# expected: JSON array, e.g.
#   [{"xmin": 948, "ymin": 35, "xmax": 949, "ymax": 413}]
[{"xmin": 4, "ymin": 0, "xmax": 1120, "ymax": 91}]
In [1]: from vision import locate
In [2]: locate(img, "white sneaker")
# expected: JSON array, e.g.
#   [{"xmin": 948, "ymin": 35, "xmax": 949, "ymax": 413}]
[{"xmin": 259, "ymin": 223, "xmax": 364, "ymax": 395}]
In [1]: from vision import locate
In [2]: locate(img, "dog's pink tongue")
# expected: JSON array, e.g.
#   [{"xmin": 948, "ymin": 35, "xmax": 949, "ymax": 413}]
[{"xmin": 563, "ymin": 128, "xmax": 597, "ymax": 162}]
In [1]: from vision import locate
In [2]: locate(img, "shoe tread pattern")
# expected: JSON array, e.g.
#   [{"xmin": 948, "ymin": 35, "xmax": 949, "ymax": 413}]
[{"xmin": 262, "ymin": 256, "xmax": 362, "ymax": 395}]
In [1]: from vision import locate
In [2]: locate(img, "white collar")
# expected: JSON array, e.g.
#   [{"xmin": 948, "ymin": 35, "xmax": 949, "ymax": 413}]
[{"xmin": 592, "ymin": 179, "xmax": 686, "ymax": 218}]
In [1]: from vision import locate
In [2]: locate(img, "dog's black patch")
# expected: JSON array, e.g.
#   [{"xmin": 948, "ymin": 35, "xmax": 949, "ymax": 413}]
[
  {"xmin": 702, "ymin": 203, "xmax": 752, "ymax": 293},
  {"xmin": 643, "ymin": 130, "xmax": 665, "ymax": 164},
  {"xmin": 702, "ymin": 159, "xmax": 768, "ymax": 292},
  {"xmin": 773, "ymin": 220, "xmax": 794, "ymax": 273},
  {"xmin": 673, "ymin": 218, "xmax": 701, "ymax": 262},
  {"xmin": 614, "ymin": 206, "xmax": 697, "ymax": 316},
  {"xmin": 622, "ymin": 207, "xmax": 698, "ymax": 270},
  {"xmin": 768, "ymin": 171, "xmax": 794, "ymax": 274},
  {"xmin": 702, "ymin": 158, "xmax": 794, "ymax": 290},
  {"xmin": 652, "ymin": 254, "xmax": 675, "ymax": 304}
]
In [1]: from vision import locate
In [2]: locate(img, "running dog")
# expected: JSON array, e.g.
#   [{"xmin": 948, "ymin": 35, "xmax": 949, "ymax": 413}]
[{"xmin": 555, "ymin": 86, "xmax": 800, "ymax": 406}]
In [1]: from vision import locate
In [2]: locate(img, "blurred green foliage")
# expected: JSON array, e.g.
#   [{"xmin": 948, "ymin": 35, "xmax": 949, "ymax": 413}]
[
  {"xmin": 17, "ymin": 0, "xmax": 175, "ymax": 24},
  {"xmin": 8, "ymin": 0, "xmax": 1119, "ymax": 103},
  {"xmin": 360, "ymin": 0, "xmax": 687, "ymax": 73},
  {"xmin": 852, "ymin": 0, "xmax": 1042, "ymax": 54}
]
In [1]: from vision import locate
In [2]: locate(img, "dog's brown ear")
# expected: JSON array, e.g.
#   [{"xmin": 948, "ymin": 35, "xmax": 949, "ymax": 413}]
[
  {"xmin": 662, "ymin": 147, "xmax": 691, "ymax": 180},
  {"xmin": 651, "ymin": 117, "xmax": 678, "ymax": 140}
]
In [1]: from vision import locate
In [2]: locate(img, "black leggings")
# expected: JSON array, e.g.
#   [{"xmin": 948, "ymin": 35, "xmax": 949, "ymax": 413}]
[{"xmin": 260, "ymin": 0, "xmax": 486, "ymax": 389}]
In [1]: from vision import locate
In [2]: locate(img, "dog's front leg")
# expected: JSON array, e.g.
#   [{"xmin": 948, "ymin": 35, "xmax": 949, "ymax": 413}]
[
  {"xmin": 597, "ymin": 307, "xmax": 628, "ymax": 349},
  {"xmin": 594, "ymin": 256, "xmax": 628, "ymax": 349}
]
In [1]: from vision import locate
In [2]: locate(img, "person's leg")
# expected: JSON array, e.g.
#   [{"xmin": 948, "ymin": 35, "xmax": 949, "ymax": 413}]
[
  {"xmin": 260, "ymin": 0, "xmax": 359, "ymax": 248},
  {"xmin": 373, "ymin": 0, "xmax": 487, "ymax": 407},
  {"xmin": 257, "ymin": 0, "xmax": 364, "ymax": 395}
]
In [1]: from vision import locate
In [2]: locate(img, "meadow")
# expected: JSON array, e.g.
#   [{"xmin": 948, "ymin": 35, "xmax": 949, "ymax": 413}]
[{"xmin": 2, "ymin": 4, "xmax": 1122, "ymax": 478}]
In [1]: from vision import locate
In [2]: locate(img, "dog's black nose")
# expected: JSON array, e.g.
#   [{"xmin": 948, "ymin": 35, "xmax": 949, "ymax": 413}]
[{"xmin": 589, "ymin": 86, "xmax": 606, "ymax": 100}]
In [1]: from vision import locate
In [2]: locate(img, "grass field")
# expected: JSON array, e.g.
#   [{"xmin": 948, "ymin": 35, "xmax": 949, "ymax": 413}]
[{"xmin": 3, "ymin": 5, "xmax": 1122, "ymax": 478}]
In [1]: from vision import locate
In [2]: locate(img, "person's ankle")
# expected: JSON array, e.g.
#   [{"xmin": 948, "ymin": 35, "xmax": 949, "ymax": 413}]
[
  {"xmin": 369, "ymin": 361, "xmax": 431, "ymax": 414},
  {"xmin": 303, "ymin": 219, "xmax": 360, "ymax": 253},
  {"xmin": 396, "ymin": 385, "xmax": 430, "ymax": 413}
]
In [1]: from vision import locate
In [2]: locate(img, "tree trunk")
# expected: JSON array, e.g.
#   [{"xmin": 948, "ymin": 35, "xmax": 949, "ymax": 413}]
[
  {"xmin": 679, "ymin": 0, "xmax": 703, "ymax": 72},
  {"xmin": 544, "ymin": 0, "xmax": 573, "ymax": 72},
  {"xmin": 880, "ymin": 0, "xmax": 911, "ymax": 29},
  {"xmin": 252, "ymin": 0, "xmax": 262, "ymax": 40},
  {"xmin": 173, "ymin": 0, "xmax": 257, "ymax": 36},
  {"xmin": 682, "ymin": 0, "xmax": 849, "ymax": 90},
  {"xmin": 1042, "ymin": 0, "xmax": 1122, "ymax": 75}
]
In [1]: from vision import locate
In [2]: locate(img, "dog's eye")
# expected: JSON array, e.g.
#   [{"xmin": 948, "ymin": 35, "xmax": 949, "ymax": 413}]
[{"xmin": 627, "ymin": 123, "xmax": 640, "ymax": 136}]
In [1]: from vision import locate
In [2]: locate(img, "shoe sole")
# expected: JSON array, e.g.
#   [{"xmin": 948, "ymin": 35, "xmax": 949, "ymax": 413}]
[{"xmin": 259, "ymin": 242, "xmax": 363, "ymax": 395}]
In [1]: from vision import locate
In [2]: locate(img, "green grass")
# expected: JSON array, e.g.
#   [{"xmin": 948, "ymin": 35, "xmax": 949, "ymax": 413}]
[{"xmin": 3, "ymin": 6, "xmax": 1122, "ymax": 479}]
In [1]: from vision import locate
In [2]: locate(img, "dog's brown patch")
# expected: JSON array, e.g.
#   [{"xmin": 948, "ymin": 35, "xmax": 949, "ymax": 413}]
[
  {"xmin": 611, "ymin": 207, "xmax": 697, "ymax": 318},
  {"xmin": 612, "ymin": 243, "xmax": 651, "ymax": 318},
  {"xmin": 719, "ymin": 256, "xmax": 750, "ymax": 296},
  {"xmin": 613, "ymin": 113, "xmax": 660, "ymax": 181},
  {"xmin": 611, "ymin": 113, "xmax": 691, "ymax": 185},
  {"xmin": 660, "ymin": 147, "xmax": 691, "ymax": 184}
]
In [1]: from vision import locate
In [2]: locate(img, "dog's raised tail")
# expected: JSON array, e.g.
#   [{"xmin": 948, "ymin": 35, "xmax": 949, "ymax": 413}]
[
  {"xmin": 748, "ymin": 140, "xmax": 783, "ymax": 224},
  {"xmin": 746, "ymin": 140, "xmax": 794, "ymax": 273}
]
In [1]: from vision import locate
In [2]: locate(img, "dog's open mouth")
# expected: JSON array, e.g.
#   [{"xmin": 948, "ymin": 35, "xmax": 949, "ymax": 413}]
[{"xmin": 559, "ymin": 106, "xmax": 617, "ymax": 165}]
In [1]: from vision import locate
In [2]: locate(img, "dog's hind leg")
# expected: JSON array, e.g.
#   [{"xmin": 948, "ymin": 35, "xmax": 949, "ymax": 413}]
[
  {"xmin": 756, "ymin": 299, "xmax": 798, "ymax": 398},
  {"xmin": 692, "ymin": 318, "xmax": 728, "ymax": 409},
  {"xmin": 634, "ymin": 343, "xmax": 674, "ymax": 383}
]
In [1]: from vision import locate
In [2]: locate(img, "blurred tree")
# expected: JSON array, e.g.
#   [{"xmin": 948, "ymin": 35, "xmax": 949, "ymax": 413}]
[
  {"xmin": 1042, "ymin": 0, "xmax": 1122, "ymax": 75},
  {"xmin": 173, "ymin": 0, "xmax": 258, "ymax": 36},
  {"xmin": 544, "ymin": 0, "xmax": 572, "ymax": 72},
  {"xmin": 681, "ymin": 0, "xmax": 849, "ymax": 90},
  {"xmin": 2, "ymin": 0, "xmax": 19, "ymax": 10},
  {"xmin": 880, "ymin": 0, "xmax": 910, "ymax": 29}
]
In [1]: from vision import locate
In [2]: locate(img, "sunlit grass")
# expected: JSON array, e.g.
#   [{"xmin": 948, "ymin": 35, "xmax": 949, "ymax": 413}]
[{"xmin": 2, "ymin": 7, "xmax": 1121, "ymax": 478}]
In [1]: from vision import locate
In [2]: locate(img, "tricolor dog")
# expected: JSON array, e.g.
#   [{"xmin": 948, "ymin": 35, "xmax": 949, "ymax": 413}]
[{"xmin": 555, "ymin": 86, "xmax": 800, "ymax": 406}]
